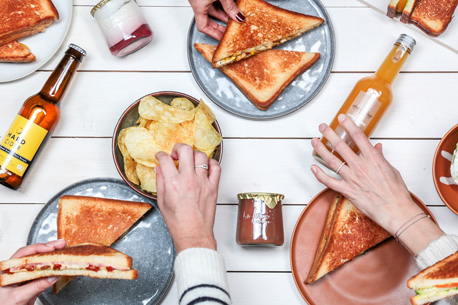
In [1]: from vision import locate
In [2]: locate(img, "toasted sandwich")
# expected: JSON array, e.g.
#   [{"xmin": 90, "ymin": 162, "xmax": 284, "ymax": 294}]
[
  {"xmin": 400, "ymin": 0, "xmax": 418, "ymax": 23},
  {"xmin": 0, "ymin": 41, "xmax": 35, "ymax": 63},
  {"xmin": 306, "ymin": 194, "xmax": 391, "ymax": 284},
  {"xmin": 211, "ymin": 0, "xmax": 324, "ymax": 68},
  {"xmin": 0, "ymin": 0, "xmax": 59, "ymax": 46},
  {"xmin": 55, "ymin": 195, "xmax": 151, "ymax": 293},
  {"xmin": 387, "ymin": 0, "xmax": 408, "ymax": 18},
  {"xmin": 195, "ymin": 43, "xmax": 320, "ymax": 110},
  {"xmin": 409, "ymin": 0, "xmax": 458, "ymax": 36},
  {"xmin": 0, "ymin": 243, "xmax": 138, "ymax": 287},
  {"xmin": 407, "ymin": 251, "xmax": 458, "ymax": 305}
]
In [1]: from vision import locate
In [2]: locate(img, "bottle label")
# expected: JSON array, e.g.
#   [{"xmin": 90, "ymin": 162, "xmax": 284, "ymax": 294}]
[
  {"xmin": 331, "ymin": 89, "xmax": 382, "ymax": 150},
  {"xmin": 0, "ymin": 115, "xmax": 48, "ymax": 177}
]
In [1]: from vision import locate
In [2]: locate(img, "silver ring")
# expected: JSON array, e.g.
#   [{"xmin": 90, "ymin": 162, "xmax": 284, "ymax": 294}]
[
  {"xmin": 335, "ymin": 161, "xmax": 346, "ymax": 174},
  {"xmin": 194, "ymin": 164, "xmax": 209, "ymax": 170}
]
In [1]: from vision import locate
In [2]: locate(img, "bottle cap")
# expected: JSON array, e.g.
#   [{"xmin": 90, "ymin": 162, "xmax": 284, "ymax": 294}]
[
  {"xmin": 68, "ymin": 44, "xmax": 87, "ymax": 56},
  {"xmin": 396, "ymin": 34, "xmax": 416, "ymax": 52},
  {"xmin": 91, "ymin": 0, "xmax": 113, "ymax": 17}
]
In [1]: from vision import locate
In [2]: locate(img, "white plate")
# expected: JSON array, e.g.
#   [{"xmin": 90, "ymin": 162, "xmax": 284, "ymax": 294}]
[{"xmin": 0, "ymin": 0, "xmax": 73, "ymax": 83}]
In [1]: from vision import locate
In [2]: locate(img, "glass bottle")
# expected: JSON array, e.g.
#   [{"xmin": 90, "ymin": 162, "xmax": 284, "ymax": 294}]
[
  {"xmin": 312, "ymin": 34, "xmax": 416, "ymax": 168},
  {"xmin": 0, "ymin": 44, "xmax": 86, "ymax": 190}
]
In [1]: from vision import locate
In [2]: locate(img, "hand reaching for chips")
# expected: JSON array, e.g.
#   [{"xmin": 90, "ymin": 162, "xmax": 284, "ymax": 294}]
[{"xmin": 117, "ymin": 95, "xmax": 222, "ymax": 194}]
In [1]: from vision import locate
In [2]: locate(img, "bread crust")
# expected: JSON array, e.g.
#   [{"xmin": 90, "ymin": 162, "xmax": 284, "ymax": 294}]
[
  {"xmin": 409, "ymin": 0, "xmax": 458, "ymax": 36},
  {"xmin": 0, "ymin": 41, "xmax": 35, "ymax": 63}
]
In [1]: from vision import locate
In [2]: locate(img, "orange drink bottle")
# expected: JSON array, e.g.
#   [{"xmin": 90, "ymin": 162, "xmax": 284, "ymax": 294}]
[
  {"xmin": 312, "ymin": 34, "xmax": 416, "ymax": 168},
  {"xmin": 0, "ymin": 44, "xmax": 86, "ymax": 190}
]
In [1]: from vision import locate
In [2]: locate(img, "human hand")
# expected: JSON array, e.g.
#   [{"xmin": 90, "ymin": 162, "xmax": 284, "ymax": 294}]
[
  {"xmin": 311, "ymin": 114, "xmax": 443, "ymax": 255},
  {"xmin": 0, "ymin": 239, "xmax": 67, "ymax": 305},
  {"xmin": 189, "ymin": 0, "xmax": 245, "ymax": 40},
  {"xmin": 155, "ymin": 143, "xmax": 222, "ymax": 253}
]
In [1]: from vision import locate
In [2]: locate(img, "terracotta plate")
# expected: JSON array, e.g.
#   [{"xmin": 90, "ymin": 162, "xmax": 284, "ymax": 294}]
[
  {"xmin": 433, "ymin": 124, "xmax": 458, "ymax": 215},
  {"xmin": 290, "ymin": 188, "xmax": 436, "ymax": 305}
]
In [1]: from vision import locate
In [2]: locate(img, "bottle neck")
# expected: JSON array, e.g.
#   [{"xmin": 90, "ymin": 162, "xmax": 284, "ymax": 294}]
[
  {"xmin": 375, "ymin": 43, "xmax": 410, "ymax": 85},
  {"xmin": 39, "ymin": 50, "xmax": 83, "ymax": 104}
]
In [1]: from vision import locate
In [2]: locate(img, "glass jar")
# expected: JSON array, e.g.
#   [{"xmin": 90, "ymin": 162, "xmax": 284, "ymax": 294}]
[
  {"xmin": 91, "ymin": 0, "xmax": 153, "ymax": 57},
  {"xmin": 236, "ymin": 193, "xmax": 284, "ymax": 246}
]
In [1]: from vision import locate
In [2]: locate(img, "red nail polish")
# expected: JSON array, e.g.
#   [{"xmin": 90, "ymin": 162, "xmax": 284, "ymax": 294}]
[{"xmin": 236, "ymin": 12, "xmax": 245, "ymax": 22}]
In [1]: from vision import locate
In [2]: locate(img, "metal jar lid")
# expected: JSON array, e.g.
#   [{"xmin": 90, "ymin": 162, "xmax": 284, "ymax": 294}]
[
  {"xmin": 91, "ymin": 0, "xmax": 114, "ymax": 17},
  {"xmin": 237, "ymin": 192, "xmax": 284, "ymax": 209},
  {"xmin": 396, "ymin": 34, "xmax": 416, "ymax": 52}
]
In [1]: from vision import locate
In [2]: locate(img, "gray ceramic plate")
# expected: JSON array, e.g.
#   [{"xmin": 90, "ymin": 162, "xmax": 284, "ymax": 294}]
[
  {"xmin": 27, "ymin": 178, "xmax": 175, "ymax": 305},
  {"xmin": 187, "ymin": 0, "xmax": 335, "ymax": 119}
]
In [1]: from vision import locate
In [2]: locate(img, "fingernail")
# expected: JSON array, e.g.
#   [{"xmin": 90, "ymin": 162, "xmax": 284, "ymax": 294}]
[
  {"xmin": 318, "ymin": 123, "xmax": 326, "ymax": 132},
  {"xmin": 311, "ymin": 165, "xmax": 318, "ymax": 174},
  {"xmin": 46, "ymin": 239, "xmax": 66, "ymax": 247},
  {"xmin": 47, "ymin": 276, "xmax": 59, "ymax": 283},
  {"xmin": 338, "ymin": 114, "xmax": 346, "ymax": 123},
  {"xmin": 236, "ymin": 12, "xmax": 245, "ymax": 22},
  {"xmin": 311, "ymin": 138, "xmax": 318, "ymax": 146}
]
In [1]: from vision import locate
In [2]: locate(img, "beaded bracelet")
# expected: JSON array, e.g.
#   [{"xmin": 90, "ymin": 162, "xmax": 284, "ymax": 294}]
[{"xmin": 394, "ymin": 213, "xmax": 431, "ymax": 241}]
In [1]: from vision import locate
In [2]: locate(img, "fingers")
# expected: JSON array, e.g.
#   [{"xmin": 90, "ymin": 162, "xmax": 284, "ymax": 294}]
[
  {"xmin": 11, "ymin": 239, "xmax": 66, "ymax": 259},
  {"xmin": 337, "ymin": 114, "xmax": 373, "ymax": 155},
  {"xmin": 219, "ymin": 0, "xmax": 245, "ymax": 22},
  {"xmin": 311, "ymin": 137, "xmax": 350, "ymax": 176},
  {"xmin": 13, "ymin": 276, "xmax": 58, "ymax": 304},
  {"xmin": 195, "ymin": 15, "xmax": 226, "ymax": 40},
  {"xmin": 171, "ymin": 144, "xmax": 195, "ymax": 175},
  {"xmin": 208, "ymin": 159, "xmax": 222, "ymax": 187},
  {"xmin": 208, "ymin": 4, "xmax": 229, "ymax": 23},
  {"xmin": 310, "ymin": 165, "xmax": 346, "ymax": 194},
  {"xmin": 156, "ymin": 151, "xmax": 178, "ymax": 180},
  {"xmin": 318, "ymin": 123, "xmax": 358, "ymax": 166},
  {"xmin": 155, "ymin": 166, "xmax": 165, "ymax": 209},
  {"xmin": 374, "ymin": 142, "xmax": 383, "ymax": 153},
  {"xmin": 194, "ymin": 150, "xmax": 209, "ymax": 177}
]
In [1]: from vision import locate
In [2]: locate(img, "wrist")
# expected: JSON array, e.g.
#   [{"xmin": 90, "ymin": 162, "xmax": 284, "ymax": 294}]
[
  {"xmin": 174, "ymin": 235, "xmax": 217, "ymax": 253},
  {"xmin": 397, "ymin": 217, "xmax": 444, "ymax": 256}
]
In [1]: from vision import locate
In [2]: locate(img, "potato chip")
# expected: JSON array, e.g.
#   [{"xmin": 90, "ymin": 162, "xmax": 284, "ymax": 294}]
[
  {"xmin": 148, "ymin": 121, "xmax": 193, "ymax": 154},
  {"xmin": 118, "ymin": 128, "xmax": 140, "ymax": 184},
  {"xmin": 139, "ymin": 95, "xmax": 195, "ymax": 123},
  {"xmin": 138, "ymin": 116, "xmax": 151, "ymax": 128},
  {"xmin": 180, "ymin": 120, "xmax": 194, "ymax": 138},
  {"xmin": 171, "ymin": 98, "xmax": 195, "ymax": 111},
  {"xmin": 196, "ymin": 146, "xmax": 216, "ymax": 159},
  {"xmin": 193, "ymin": 108, "xmax": 222, "ymax": 151},
  {"xmin": 136, "ymin": 163, "xmax": 157, "ymax": 193},
  {"xmin": 124, "ymin": 127, "xmax": 161, "ymax": 165},
  {"xmin": 197, "ymin": 99, "xmax": 216, "ymax": 124}
]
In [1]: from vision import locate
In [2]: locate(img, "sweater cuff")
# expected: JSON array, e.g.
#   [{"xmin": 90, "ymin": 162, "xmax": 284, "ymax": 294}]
[
  {"xmin": 174, "ymin": 248, "xmax": 231, "ymax": 305},
  {"xmin": 415, "ymin": 234, "xmax": 458, "ymax": 269}
]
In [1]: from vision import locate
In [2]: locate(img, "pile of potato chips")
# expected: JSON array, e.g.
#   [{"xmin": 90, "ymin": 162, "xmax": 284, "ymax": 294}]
[{"xmin": 117, "ymin": 95, "xmax": 222, "ymax": 194}]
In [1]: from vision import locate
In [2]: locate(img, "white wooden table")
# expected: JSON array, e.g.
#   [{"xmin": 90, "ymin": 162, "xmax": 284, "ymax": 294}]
[{"xmin": 1, "ymin": 1, "xmax": 457, "ymax": 304}]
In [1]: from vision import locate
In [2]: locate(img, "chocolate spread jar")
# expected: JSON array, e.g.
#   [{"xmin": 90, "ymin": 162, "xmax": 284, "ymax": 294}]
[{"xmin": 236, "ymin": 193, "xmax": 284, "ymax": 246}]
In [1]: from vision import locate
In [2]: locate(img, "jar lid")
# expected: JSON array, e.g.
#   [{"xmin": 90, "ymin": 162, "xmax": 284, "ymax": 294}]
[
  {"xmin": 237, "ymin": 192, "xmax": 284, "ymax": 209},
  {"xmin": 396, "ymin": 33, "xmax": 416, "ymax": 52},
  {"xmin": 91, "ymin": 0, "xmax": 113, "ymax": 17}
]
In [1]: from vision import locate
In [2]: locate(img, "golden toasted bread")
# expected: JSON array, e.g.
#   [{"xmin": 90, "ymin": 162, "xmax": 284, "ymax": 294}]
[
  {"xmin": 0, "ymin": 41, "xmax": 35, "ymax": 63},
  {"xmin": 409, "ymin": 0, "xmax": 458, "ymax": 36},
  {"xmin": 0, "ymin": 0, "xmax": 59, "ymax": 46},
  {"xmin": 387, "ymin": 0, "xmax": 408, "ymax": 17},
  {"xmin": 55, "ymin": 195, "xmax": 151, "ymax": 293},
  {"xmin": 306, "ymin": 194, "xmax": 391, "ymax": 284},
  {"xmin": 195, "ymin": 43, "xmax": 320, "ymax": 110},
  {"xmin": 212, "ymin": 0, "xmax": 323, "ymax": 68},
  {"xmin": 0, "ymin": 243, "xmax": 137, "ymax": 287},
  {"xmin": 400, "ymin": 0, "xmax": 418, "ymax": 23},
  {"xmin": 407, "ymin": 251, "xmax": 458, "ymax": 305}
]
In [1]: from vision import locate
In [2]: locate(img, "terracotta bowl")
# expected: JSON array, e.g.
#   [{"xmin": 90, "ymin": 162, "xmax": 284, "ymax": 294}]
[
  {"xmin": 433, "ymin": 124, "xmax": 458, "ymax": 215},
  {"xmin": 112, "ymin": 91, "xmax": 223, "ymax": 200}
]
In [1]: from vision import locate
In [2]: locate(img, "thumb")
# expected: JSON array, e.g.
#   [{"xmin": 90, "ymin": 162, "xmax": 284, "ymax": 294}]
[
  {"xmin": 13, "ymin": 276, "xmax": 58, "ymax": 304},
  {"xmin": 219, "ymin": 0, "xmax": 245, "ymax": 22}
]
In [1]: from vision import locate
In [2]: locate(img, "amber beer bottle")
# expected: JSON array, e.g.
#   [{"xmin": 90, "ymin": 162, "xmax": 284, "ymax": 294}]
[
  {"xmin": 312, "ymin": 34, "xmax": 416, "ymax": 168},
  {"xmin": 0, "ymin": 44, "xmax": 86, "ymax": 190}
]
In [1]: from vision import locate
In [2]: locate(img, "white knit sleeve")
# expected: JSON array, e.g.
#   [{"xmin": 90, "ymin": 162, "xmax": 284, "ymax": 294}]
[
  {"xmin": 415, "ymin": 234, "xmax": 458, "ymax": 305},
  {"xmin": 174, "ymin": 248, "xmax": 231, "ymax": 305}
]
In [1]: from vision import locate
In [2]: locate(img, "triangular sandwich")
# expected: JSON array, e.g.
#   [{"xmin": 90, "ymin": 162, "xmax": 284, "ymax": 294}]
[
  {"xmin": 195, "ymin": 43, "xmax": 320, "ymax": 110},
  {"xmin": 0, "ymin": 41, "xmax": 35, "ymax": 63},
  {"xmin": 409, "ymin": 0, "xmax": 458, "ymax": 36},
  {"xmin": 306, "ymin": 194, "xmax": 391, "ymax": 284},
  {"xmin": 211, "ymin": 0, "xmax": 324, "ymax": 68}
]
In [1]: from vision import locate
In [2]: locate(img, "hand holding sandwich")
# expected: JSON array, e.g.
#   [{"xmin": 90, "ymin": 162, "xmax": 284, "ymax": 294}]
[
  {"xmin": 0, "ymin": 239, "xmax": 66, "ymax": 305},
  {"xmin": 189, "ymin": 0, "xmax": 245, "ymax": 40},
  {"xmin": 311, "ymin": 114, "xmax": 444, "ymax": 256},
  {"xmin": 155, "ymin": 143, "xmax": 222, "ymax": 253}
]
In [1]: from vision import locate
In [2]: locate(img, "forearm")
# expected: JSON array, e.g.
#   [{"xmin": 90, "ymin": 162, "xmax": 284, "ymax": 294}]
[
  {"xmin": 397, "ymin": 217, "xmax": 444, "ymax": 257},
  {"xmin": 174, "ymin": 248, "xmax": 231, "ymax": 305}
]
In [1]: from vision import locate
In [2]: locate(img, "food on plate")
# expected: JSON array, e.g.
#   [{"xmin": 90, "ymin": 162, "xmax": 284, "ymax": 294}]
[
  {"xmin": 306, "ymin": 194, "xmax": 391, "ymax": 284},
  {"xmin": 118, "ymin": 96, "xmax": 222, "ymax": 194},
  {"xmin": 0, "ymin": 0, "xmax": 59, "ymax": 46},
  {"xmin": 0, "ymin": 41, "xmax": 35, "ymax": 63},
  {"xmin": 451, "ymin": 142, "xmax": 458, "ymax": 184},
  {"xmin": 409, "ymin": 0, "xmax": 458, "ymax": 36},
  {"xmin": 407, "ymin": 251, "xmax": 458, "ymax": 305},
  {"xmin": 211, "ymin": 0, "xmax": 324, "ymax": 68},
  {"xmin": 0, "ymin": 243, "xmax": 138, "ymax": 287},
  {"xmin": 55, "ymin": 195, "xmax": 151, "ymax": 293},
  {"xmin": 386, "ymin": 0, "xmax": 458, "ymax": 36},
  {"xmin": 195, "ymin": 43, "xmax": 320, "ymax": 110}
]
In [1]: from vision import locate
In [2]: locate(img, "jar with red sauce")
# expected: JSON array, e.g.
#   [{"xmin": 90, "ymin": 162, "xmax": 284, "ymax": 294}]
[
  {"xmin": 236, "ymin": 193, "xmax": 284, "ymax": 246},
  {"xmin": 91, "ymin": 0, "xmax": 153, "ymax": 57}
]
